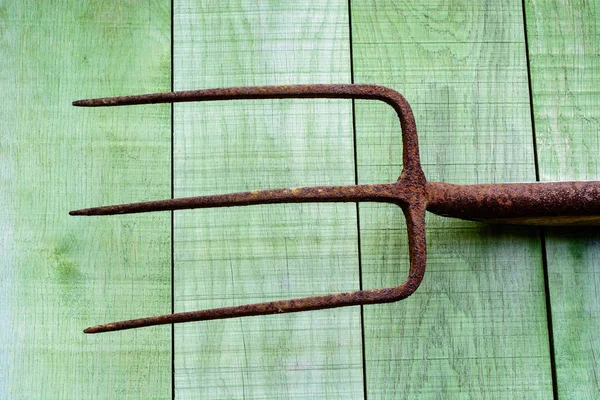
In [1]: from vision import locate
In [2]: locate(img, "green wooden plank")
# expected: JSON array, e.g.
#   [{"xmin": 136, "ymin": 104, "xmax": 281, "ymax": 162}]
[
  {"xmin": 173, "ymin": 1, "xmax": 364, "ymax": 398},
  {"xmin": 351, "ymin": 1, "xmax": 554, "ymax": 397},
  {"xmin": 525, "ymin": 0, "xmax": 600, "ymax": 397},
  {"xmin": 0, "ymin": 2, "xmax": 171, "ymax": 398}
]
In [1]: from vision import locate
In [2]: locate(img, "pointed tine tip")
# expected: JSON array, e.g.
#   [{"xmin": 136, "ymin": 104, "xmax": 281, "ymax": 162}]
[
  {"xmin": 84, "ymin": 322, "xmax": 126, "ymax": 334},
  {"xmin": 84, "ymin": 325, "xmax": 104, "ymax": 334},
  {"xmin": 84, "ymin": 324, "xmax": 112, "ymax": 334},
  {"xmin": 69, "ymin": 205, "xmax": 123, "ymax": 216},
  {"xmin": 73, "ymin": 98, "xmax": 101, "ymax": 107}
]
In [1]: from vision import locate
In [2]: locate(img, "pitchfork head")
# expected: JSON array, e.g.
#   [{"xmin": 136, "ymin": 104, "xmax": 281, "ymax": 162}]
[{"xmin": 72, "ymin": 84, "xmax": 429, "ymax": 333}]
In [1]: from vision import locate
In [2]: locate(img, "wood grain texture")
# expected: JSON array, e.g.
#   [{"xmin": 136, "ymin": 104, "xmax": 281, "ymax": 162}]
[
  {"xmin": 173, "ymin": 1, "xmax": 364, "ymax": 398},
  {"xmin": 525, "ymin": 0, "xmax": 600, "ymax": 397},
  {"xmin": 0, "ymin": 2, "xmax": 171, "ymax": 398},
  {"xmin": 351, "ymin": 0, "xmax": 554, "ymax": 397}
]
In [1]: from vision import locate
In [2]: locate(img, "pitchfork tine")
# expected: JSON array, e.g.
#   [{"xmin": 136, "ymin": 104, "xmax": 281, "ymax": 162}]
[
  {"xmin": 83, "ymin": 202, "xmax": 426, "ymax": 334},
  {"xmin": 72, "ymin": 84, "xmax": 423, "ymax": 173},
  {"xmin": 70, "ymin": 184, "xmax": 409, "ymax": 216}
]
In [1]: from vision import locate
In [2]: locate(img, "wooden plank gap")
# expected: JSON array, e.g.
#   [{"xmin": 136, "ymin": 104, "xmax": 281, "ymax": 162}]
[{"xmin": 521, "ymin": 0, "xmax": 559, "ymax": 398}]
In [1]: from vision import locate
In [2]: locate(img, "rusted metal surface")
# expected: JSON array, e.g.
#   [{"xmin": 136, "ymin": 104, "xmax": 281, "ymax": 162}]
[
  {"xmin": 72, "ymin": 84, "xmax": 600, "ymax": 334},
  {"xmin": 427, "ymin": 181, "xmax": 600, "ymax": 225}
]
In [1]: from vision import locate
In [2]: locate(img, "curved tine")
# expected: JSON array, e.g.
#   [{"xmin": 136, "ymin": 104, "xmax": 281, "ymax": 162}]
[
  {"xmin": 73, "ymin": 84, "xmax": 422, "ymax": 173},
  {"xmin": 397, "ymin": 202, "xmax": 427, "ymax": 296},
  {"xmin": 70, "ymin": 183, "xmax": 406, "ymax": 216},
  {"xmin": 83, "ymin": 201, "xmax": 427, "ymax": 334}
]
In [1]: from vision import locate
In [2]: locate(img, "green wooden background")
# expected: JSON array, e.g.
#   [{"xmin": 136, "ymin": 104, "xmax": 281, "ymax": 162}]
[{"xmin": 1, "ymin": 0, "xmax": 598, "ymax": 398}]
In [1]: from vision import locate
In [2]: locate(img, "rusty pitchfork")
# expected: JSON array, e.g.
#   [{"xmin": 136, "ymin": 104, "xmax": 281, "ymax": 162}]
[{"xmin": 71, "ymin": 84, "xmax": 600, "ymax": 334}]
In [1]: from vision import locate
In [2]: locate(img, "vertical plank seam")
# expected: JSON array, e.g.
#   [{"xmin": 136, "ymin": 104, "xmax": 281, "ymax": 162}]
[
  {"xmin": 347, "ymin": 1, "xmax": 368, "ymax": 399},
  {"xmin": 521, "ymin": 0, "xmax": 558, "ymax": 397},
  {"xmin": 170, "ymin": 0, "xmax": 175, "ymax": 398}
]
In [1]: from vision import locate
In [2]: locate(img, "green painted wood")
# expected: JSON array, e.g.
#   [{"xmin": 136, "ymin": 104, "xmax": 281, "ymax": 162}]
[
  {"xmin": 351, "ymin": 1, "xmax": 554, "ymax": 397},
  {"xmin": 173, "ymin": 1, "xmax": 364, "ymax": 398},
  {"xmin": 0, "ymin": 2, "xmax": 171, "ymax": 398},
  {"xmin": 525, "ymin": 0, "xmax": 600, "ymax": 397}
]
